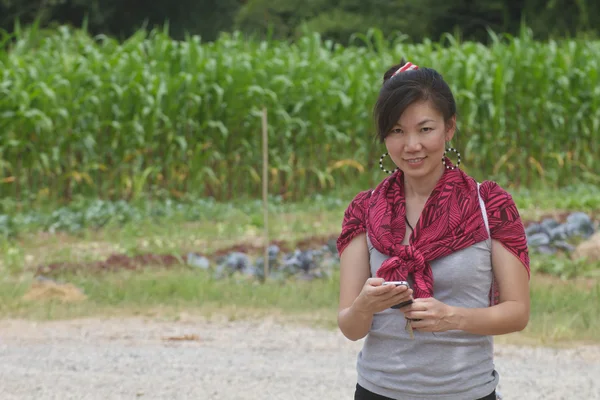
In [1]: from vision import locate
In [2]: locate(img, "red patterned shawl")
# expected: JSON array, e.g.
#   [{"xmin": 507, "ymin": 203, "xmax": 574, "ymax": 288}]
[{"xmin": 336, "ymin": 160, "xmax": 530, "ymax": 306}]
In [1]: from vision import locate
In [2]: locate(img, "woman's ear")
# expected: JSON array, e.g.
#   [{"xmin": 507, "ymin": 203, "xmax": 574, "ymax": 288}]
[{"xmin": 445, "ymin": 116, "xmax": 457, "ymax": 142}]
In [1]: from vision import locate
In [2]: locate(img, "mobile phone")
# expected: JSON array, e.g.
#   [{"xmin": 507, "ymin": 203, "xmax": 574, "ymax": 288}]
[
  {"xmin": 382, "ymin": 281, "xmax": 409, "ymax": 287},
  {"xmin": 382, "ymin": 281, "xmax": 413, "ymax": 309}
]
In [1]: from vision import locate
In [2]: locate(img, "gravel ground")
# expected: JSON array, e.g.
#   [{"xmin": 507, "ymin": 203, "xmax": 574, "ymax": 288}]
[{"xmin": 0, "ymin": 316, "xmax": 599, "ymax": 400}]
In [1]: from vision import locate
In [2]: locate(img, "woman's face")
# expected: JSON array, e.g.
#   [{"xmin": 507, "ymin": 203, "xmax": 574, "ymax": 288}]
[{"xmin": 384, "ymin": 100, "xmax": 455, "ymax": 180}]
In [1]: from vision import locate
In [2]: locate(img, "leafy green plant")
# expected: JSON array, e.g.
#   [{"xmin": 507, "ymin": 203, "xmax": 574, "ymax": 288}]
[
  {"xmin": 531, "ymin": 253, "xmax": 600, "ymax": 279},
  {"xmin": 0, "ymin": 25, "xmax": 599, "ymax": 203},
  {"xmin": 0, "ymin": 184, "xmax": 597, "ymax": 243}
]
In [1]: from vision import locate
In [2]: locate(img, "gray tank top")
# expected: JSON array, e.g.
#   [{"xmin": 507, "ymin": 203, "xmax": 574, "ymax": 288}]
[{"xmin": 357, "ymin": 184, "xmax": 500, "ymax": 400}]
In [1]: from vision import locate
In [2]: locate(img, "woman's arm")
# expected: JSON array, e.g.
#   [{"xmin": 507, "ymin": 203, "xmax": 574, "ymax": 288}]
[
  {"xmin": 405, "ymin": 239, "xmax": 530, "ymax": 335},
  {"xmin": 337, "ymin": 234, "xmax": 413, "ymax": 341},
  {"xmin": 337, "ymin": 234, "xmax": 374, "ymax": 341},
  {"xmin": 451, "ymin": 239, "xmax": 530, "ymax": 335}
]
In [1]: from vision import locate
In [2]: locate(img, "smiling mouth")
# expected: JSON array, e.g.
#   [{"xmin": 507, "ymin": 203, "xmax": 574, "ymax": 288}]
[{"xmin": 405, "ymin": 157, "xmax": 426, "ymax": 164}]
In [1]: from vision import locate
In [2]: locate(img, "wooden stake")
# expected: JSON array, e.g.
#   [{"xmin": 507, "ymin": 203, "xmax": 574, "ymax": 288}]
[{"xmin": 262, "ymin": 107, "xmax": 269, "ymax": 280}]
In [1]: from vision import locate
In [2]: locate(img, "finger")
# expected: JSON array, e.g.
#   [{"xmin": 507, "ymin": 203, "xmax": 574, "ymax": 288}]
[
  {"xmin": 373, "ymin": 287, "xmax": 408, "ymax": 306},
  {"xmin": 377, "ymin": 286, "xmax": 408, "ymax": 299},
  {"xmin": 404, "ymin": 310, "xmax": 429, "ymax": 320},
  {"xmin": 387, "ymin": 296, "xmax": 415, "ymax": 310},
  {"xmin": 366, "ymin": 278, "xmax": 385, "ymax": 286},
  {"xmin": 392, "ymin": 285, "xmax": 410, "ymax": 295},
  {"xmin": 383, "ymin": 285, "xmax": 412, "ymax": 300},
  {"xmin": 372, "ymin": 291, "xmax": 400, "ymax": 304},
  {"xmin": 388, "ymin": 294, "xmax": 412, "ymax": 308},
  {"xmin": 409, "ymin": 319, "xmax": 431, "ymax": 330},
  {"xmin": 398, "ymin": 301, "xmax": 415, "ymax": 313},
  {"xmin": 404, "ymin": 301, "xmax": 429, "ymax": 312},
  {"xmin": 412, "ymin": 297, "xmax": 434, "ymax": 305},
  {"xmin": 370, "ymin": 284, "xmax": 399, "ymax": 296},
  {"xmin": 392, "ymin": 287, "xmax": 412, "ymax": 299}
]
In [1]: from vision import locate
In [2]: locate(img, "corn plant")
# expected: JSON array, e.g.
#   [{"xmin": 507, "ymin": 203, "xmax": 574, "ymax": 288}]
[{"xmin": 0, "ymin": 26, "xmax": 598, "ymax": 203}]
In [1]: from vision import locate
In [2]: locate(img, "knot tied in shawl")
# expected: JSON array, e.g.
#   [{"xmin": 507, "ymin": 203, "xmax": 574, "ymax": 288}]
[
  {"xmin": 337, "ymin": 159, "xmax": 530, "ymax": 306},
  {"xmin": 378, "ymin": 246, "xmax": 432, "ymax": 299}
]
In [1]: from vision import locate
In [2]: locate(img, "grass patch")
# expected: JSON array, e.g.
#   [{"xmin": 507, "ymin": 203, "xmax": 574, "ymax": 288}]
[
  {"xmin": 0, "ymin": 268, "xmax": 341, "ymax": 326},
  {"xmin": 530, "ymin": 251, "xmax": 600, "ymax": 279},
  {"xmin": 0, "ymin": 268, "xmax": 598, "ymax": 345},
  {"xmin": 526, "ymin": 276, "xmax": 600, "ymax": 344}
]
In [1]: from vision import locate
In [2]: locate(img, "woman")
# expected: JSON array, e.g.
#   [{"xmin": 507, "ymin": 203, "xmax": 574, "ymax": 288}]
[{"xmin": 336, "ymin": 60, "xmax": 531, "ymax": 400}]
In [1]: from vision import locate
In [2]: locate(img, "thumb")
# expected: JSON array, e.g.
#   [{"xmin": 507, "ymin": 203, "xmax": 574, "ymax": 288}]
[{"xmin": 367, "ymin": 277, "xmax": 384, "ymax": 286}]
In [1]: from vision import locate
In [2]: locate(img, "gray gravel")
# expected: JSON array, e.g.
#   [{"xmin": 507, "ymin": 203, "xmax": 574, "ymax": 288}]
[{"xmin": 0, "ymin": 316, "xmax": 599, "ymax": 400}]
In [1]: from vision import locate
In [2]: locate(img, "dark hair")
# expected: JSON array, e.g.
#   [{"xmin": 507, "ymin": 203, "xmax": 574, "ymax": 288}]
[{"xmin": 374, "ymin": 59, "xmax": 457, "ymax": 142}]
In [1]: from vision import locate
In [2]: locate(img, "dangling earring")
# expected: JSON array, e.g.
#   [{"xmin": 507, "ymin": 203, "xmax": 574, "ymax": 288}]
[
  {"xmin": 379, "ymin": 152, "xmax": 399, "ymax": 174},
  {"xmin": 442, "ymin": 147, "xmax": 461, "ymax": 170}
]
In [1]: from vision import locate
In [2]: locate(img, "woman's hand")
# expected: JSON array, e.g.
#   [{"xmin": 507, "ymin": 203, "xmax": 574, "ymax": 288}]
[
  {"xmin": 352, "ymin": 278, "xmax": 414, "ymax": 316},
  {"xmin": 401, "ymin": 297, "xmax": 457, "ymax": 332}
]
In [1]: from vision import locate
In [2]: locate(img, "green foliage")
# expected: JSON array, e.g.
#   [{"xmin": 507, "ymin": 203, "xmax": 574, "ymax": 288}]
[
  {"xmin": 235, "ymin": 0, "xmax": 428, "ymax": 45},
  {"xmin": 522, "ymin": 0, "xmax": 600, "ymax": 39},
  {"xmin": 0, "ymin": 198, "xmax": 218, "ymax": 236},
  {"xmin": 234, "ymin": 0, "xmax": 320, "ymax": 40},
  {"xmin": 235, "ymin": 0, "xmax": 600, "ymax": 45},
  {"xmin": 2, "ymin": 0, "xmax": 600, "ymax": 47},
  {"xmin": 1, "ymin": 26, "xmax": 600, "ymax": 202},
  {"xmin": 531, "ymin": 253, "xmax": 600, "ymax": 280},
  {"xmin": 0, "ymin": 190, "xmax": 346, "ymax": 237},
  {"xmin": 513, "ymin": 184, "xmax": 600, "ymax": 211},
  {"xmin": 0, "ymin": 0, "xmax": 242, "ymax": 42},
  {"xmin": 1, "ymin": 184, "xmax": 598, "ymax": 249},
  {"xmin": 1, "ymin": 0, "xmax": 110, "ymax": 33}
]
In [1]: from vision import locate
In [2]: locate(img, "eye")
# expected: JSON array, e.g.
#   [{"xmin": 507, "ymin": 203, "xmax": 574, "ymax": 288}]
[
  {"xmin": 421, "ymin": 127, "xmax": 433, "ymax": 133},
  {"xmin": 390, "ymin": 128, "xmax": 403, "ymax": 134}
]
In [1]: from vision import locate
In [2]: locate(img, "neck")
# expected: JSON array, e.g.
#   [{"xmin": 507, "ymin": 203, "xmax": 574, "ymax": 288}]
[{"xmin": 403, "ymin": 164, "xmax": 445, "ymax": 200}]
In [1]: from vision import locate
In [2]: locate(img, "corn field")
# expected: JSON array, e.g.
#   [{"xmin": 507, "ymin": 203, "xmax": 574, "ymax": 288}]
[{"xmin": 0, "ymin": 26, "xmax": 599, "ymax": 203}]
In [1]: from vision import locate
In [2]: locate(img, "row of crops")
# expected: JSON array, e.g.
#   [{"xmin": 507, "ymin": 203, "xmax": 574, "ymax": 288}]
[{"xmin": 1, "ymin": 26, "xmax": 599, "ymax": 202}]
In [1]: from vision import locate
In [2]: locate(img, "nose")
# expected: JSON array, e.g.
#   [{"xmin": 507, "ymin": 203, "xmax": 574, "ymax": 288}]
[{"xmin": 404, "ymin": 133, "xmax": 422, "ymax": 152}]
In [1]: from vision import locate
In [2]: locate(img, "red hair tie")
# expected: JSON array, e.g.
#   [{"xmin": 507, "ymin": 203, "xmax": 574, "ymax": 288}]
[{"xmin": 391, "ymin": 61, "xmax": 419, "ymax": 78}]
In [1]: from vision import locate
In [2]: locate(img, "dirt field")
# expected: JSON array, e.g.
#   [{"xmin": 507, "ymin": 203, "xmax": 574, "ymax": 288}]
[{"xmin": 0, "ymin": 316, "xmax": 599, "ymax": 400}]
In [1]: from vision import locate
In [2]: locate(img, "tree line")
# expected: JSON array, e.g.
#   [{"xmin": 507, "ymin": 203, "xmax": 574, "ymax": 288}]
[{"xmin": 1, "ymin": 0, "xmax": 598, "ymax": 44}]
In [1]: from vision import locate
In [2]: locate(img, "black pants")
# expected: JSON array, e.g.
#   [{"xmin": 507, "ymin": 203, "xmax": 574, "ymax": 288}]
[{"xmin": 355, "ymin": 383, "xmax": 497, "ymax": 400}]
